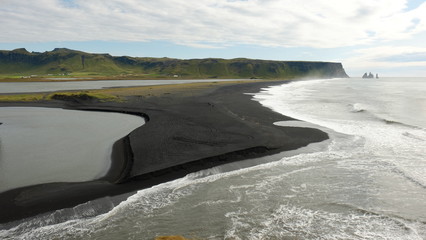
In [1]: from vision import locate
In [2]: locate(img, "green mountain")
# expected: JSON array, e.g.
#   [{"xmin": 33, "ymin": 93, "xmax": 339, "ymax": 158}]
[{"xmin": 0, "ymin": 48, "xmax": 349, "ymax": 79}]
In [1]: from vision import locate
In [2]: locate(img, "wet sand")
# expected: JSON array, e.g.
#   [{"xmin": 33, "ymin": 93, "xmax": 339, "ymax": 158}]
[{"xmin": 0, "ymin": 80, "xmax": 328, "ymax": 223}]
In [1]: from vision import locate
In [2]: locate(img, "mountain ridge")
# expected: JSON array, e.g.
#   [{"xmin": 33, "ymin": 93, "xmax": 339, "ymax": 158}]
[{"xmin": 0, "ymin": 48, "xmax": 349, "ymax": 79}]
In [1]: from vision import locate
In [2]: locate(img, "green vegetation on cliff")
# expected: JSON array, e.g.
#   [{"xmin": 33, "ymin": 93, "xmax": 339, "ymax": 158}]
[{"xmin": 0, "ymin": 48, "xmax": 349, "ymax": 79}]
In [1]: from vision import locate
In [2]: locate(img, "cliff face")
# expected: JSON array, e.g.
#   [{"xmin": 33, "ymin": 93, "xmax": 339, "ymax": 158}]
[{"xmin": 0, "ymin": 48, "xmax": 349, "ymax": 79}]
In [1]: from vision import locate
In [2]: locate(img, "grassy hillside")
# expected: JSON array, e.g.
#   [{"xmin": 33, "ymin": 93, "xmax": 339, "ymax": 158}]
[{"xmin": 0, "ymin": 48, "xmax": 349, "ymax": 79}]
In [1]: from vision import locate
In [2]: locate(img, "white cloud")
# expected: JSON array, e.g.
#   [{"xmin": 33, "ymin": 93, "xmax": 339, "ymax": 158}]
[
  {"xmin": 345, "ymin": 45, "xmax": 426, "ymax": 66},
  {"xmin": 343, "ymin": 45, "xmax": 426, "ymax": 76},
  {"xmin": 0, "ymin": 0, "xmax": 425, "ymax": 48}
]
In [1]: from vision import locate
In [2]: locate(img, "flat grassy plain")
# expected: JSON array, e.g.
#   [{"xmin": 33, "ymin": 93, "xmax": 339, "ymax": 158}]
[{"xmin": 0, "ymin": 89, "xmax": 119, "ymax": 102}]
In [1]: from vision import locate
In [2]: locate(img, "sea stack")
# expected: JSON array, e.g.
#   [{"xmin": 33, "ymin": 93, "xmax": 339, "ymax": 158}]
[{"xmin": 362, "ymin": 72, "xmax": 375, "ymax": 79}]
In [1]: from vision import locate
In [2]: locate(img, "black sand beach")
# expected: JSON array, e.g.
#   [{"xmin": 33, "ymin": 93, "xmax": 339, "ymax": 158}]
[{"xmin": 0, "ymin": 80, "xmax": 328, "ymax": 224}]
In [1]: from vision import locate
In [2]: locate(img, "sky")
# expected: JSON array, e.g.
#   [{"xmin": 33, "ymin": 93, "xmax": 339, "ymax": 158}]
[{"xmin": 1, "ymin": 0, "xmax": 425, "ymax": 77}]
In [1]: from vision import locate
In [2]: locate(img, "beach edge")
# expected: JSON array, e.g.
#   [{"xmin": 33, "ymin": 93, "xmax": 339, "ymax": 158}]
[{"xmin": 0, "ymin": 80, "xmax": 329, "ymax": 224}]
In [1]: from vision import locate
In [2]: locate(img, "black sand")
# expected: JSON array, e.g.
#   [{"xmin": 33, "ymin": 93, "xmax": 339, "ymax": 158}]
[{"xmin": 0, "ymin": 80, "xmax": 328, "ymax": 223}]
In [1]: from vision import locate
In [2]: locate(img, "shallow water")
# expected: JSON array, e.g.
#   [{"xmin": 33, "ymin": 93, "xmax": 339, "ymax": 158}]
[
  {"xmin": 1, "ymin": 78, "xmax": 426, "ymax": 239},
  {"xmin": 0, "ymin": 79, "xmax": 244, "ymax": 94},
  {"xmin": 0, "ymin": 107, "xmax": 144, "ymax": 193}
]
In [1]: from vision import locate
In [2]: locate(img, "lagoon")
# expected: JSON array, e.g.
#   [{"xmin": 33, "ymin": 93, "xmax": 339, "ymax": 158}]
[
  {"xmin": 0, "ymin": 79, "xmax": 244, "ymax": 94},
  {"xmin": 0, "ymin": 107, "xmax": 144, "ymax": 193}
]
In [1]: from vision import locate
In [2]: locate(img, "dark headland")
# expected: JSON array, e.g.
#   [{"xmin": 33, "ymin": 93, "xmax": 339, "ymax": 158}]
[
  {"xmin": 0, "ymin": 49, "xmax": 349, "ymax": 224},
  {"xmin": 0, "ymin": 48, "xmax": 348, "ymax": 80}
]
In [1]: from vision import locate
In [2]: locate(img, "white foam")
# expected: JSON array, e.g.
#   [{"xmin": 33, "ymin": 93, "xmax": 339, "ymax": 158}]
[
  {"xmin": 224, "ymin": 204, "xmax": 425, "ymax": 240},
  {"xmin": 349, "ymin": 102, "xmax": 368, "ymax": 113},
  {"xmin": 254, "ymin": 78, "xmax": 426, "ymax": 187}
]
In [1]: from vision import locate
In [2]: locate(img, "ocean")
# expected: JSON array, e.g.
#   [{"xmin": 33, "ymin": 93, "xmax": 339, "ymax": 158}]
[{"xmin": 1, "ymin": 77, "xmax": 425, "ymax": 239}]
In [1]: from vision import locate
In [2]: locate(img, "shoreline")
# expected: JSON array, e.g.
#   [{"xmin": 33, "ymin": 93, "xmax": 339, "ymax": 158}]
[{"xmin": 0, "ymin": 80, "xmax": 328, "ymax": 224}]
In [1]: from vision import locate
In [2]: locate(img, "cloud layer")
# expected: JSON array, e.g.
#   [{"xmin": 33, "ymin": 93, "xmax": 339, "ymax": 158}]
[
  {"xmin": 344, "ymin": 45, "xmax": 426, "ymax": 71},
  {"xmin": 1, "ymin": 0, "xmax": 425, "ymax": 48}
]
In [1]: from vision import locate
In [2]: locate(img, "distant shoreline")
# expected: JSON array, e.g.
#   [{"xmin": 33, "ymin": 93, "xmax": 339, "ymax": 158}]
[
  {"xmin": 0, "ymin": 76, "xmax": 258, "ymax": 82},
  {"xmin": 0, "ymin": 80, "xmax": 328, "ymax": 224}
]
